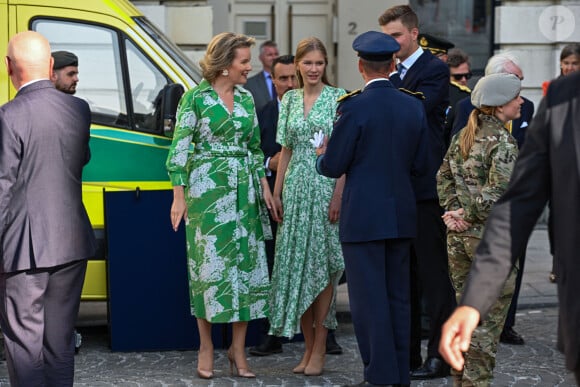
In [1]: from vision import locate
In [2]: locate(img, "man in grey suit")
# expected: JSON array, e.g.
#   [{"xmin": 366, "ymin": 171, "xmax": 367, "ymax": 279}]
[
  {"xmin": 245, "ymin": 40, "xmax": 279, "ymax": 110},
  {"xmin": 0, "ymin": 31, "xmax": 96, "ymax": 386},
  {"xmin": 439, "ymin": 71, "xmax": 580, "ymax": 383}
]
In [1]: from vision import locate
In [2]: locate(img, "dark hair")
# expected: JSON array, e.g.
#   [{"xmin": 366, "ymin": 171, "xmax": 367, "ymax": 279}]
[
  {"xmin": 378, "ymin": 5, "xmax": 418, "ymax": 30},
  {"xmin": 294, "ymin": 37, "xmax": 331, "ymax": 88},
  {"xmin": 560, "ymin": 43, "xmax": 580, "ymax": 61},
  {"xmin": 360, "ymin": 57, "xmax": 394, "ymax": 75},
  {"xmin": 447, "ymin": 48, "xmax": 470, "ymax": 68},
  {"xmin": 271, "ymin": 55, "xmax": 295, "ymax": 76}
]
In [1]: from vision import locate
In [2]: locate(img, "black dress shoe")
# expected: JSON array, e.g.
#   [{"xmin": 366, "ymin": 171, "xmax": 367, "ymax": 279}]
[
  {"xmin": 248, "ymin": 335, "xmax": 282, "ymax": 356},
  {"xmin": 410, "ymin": 356, "xmax": 422, "ymax": 371},
  {"xmin": 500, "ymin": 327, "xmax": 525, "ymax": 345},
  {"xmin": 410, "ymin": 357, "xmax": 450, "ymax": 379},
  {"xmin": 326, "ymin": 331, "xmax": 343, "ymax": 355}
]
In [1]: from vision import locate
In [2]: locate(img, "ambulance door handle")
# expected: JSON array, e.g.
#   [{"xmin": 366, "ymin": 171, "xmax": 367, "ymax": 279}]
[{"xmin": 287, "ymin": 5, "xmax": 293, "ymax": 53}]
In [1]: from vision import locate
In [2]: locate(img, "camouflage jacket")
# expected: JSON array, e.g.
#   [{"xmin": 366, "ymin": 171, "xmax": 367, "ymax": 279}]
[{"xmin": 437, "ymin": 114, "xmax": 518, "ymax": 236}]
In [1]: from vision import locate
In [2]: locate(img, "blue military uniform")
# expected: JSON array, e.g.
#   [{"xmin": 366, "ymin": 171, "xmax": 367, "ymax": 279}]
[
  {"xmin": 317, "ymin": 30, "xmax": 429, "ymax": 386},
  {"xmin": 390, "ymin": 34, "xmax": 456, "ymax": 377}
]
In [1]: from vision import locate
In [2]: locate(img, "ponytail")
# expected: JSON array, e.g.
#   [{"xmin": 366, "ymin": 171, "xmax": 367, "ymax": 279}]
[{"xmin": 458, "ymin": 106, "xmax": 496, "ymax": 159}]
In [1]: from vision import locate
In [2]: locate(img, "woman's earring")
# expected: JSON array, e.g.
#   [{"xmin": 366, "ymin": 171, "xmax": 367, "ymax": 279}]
[{"xmin": 222, "ymin": 69, "xmax": 229, "ymax": 76}]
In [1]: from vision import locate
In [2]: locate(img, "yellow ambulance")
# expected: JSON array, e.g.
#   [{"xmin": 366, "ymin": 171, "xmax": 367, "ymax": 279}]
[{"xmin": 0, "ymin": 0, "xmax": 200, "ymax": 299}]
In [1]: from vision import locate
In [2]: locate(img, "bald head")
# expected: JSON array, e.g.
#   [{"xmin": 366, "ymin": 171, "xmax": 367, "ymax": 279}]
[{"xmin": 6, "ymin": 31, "xmax": 53, "ymax": 89}]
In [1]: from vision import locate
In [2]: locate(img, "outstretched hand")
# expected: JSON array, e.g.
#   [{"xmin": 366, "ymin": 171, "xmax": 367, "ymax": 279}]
[{"xmin": 439, "ymin": 306, "xmax": 480, "ymax": 370}]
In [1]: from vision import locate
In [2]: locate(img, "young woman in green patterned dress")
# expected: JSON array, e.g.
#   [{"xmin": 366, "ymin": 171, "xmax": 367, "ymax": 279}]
[
  {"xmin": 269, "ymin": 37, "xmax": 346, "ymax": 376},
  {"xmin": 166, "ymin": 32, "xmax": 274, "ymax": 380}
]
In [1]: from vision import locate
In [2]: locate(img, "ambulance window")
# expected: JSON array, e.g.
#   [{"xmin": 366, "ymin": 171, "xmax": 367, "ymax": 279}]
[
  {"xmin": 125, "ymin": 39, "xmax": 169, "ymax": 133},
  {"xmin": 33, "ymin": 20, "xmax": 128, "ymax": 127}
]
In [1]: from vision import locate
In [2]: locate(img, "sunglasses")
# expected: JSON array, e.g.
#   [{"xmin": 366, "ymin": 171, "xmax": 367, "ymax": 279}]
[{"xmin": 451, "ymin": 72, "xmax": 473, "ymax": 81}]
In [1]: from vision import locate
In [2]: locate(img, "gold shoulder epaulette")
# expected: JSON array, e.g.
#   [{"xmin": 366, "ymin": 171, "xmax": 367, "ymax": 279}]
[
  {"xmin": 450, "ymin": 81, "xmax": 471, "ymax": 93},
  {"xmin": 337, "ymin": 89, "xmax": 362, "ymax": 102},
  {"xmin": 398, "ymin": 88, "xmax": 426, "ymax": 100}
]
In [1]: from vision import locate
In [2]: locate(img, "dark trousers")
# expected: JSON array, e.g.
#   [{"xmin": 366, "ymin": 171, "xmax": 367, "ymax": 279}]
[
  {"xmin": 504, "ymin": 252, "xmax": 526, "ymax": 329},
  {"xmin": 410, "ymin": 200, "xmax": 456, "ymax": 361},
  {"xmin": 0, "ymin": 259, "xmax": 87, "ymax": 387},
  {"xmin": 342, "ymin": 239, "xmax": 411, "ymax": 385}
]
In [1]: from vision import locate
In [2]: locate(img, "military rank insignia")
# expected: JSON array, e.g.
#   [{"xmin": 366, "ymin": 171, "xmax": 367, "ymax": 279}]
[
  {"xmin": 398, "ymin": 88, "xmax": 426, "ymax": 100},
  {"xmin": 337, "ymin": 88, "xmax": 361, "ymax": 103}
]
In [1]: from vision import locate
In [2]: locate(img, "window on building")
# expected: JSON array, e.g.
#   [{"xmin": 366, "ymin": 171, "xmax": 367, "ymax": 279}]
[{"xmin": 411, "ymin": 0, "xmax": 493, "ymax": 76}]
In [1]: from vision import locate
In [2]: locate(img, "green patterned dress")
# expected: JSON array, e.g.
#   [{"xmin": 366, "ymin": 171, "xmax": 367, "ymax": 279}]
[
  {"xmin": 268, "ymin": 85, "xmax": 346, "ymax": 338},
  {"xmin": 166, "ymin": 79, "xmax": 271, "ymax": 323}
]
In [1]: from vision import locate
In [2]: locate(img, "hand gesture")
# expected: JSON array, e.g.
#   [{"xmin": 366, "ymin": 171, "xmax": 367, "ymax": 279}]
[
  {"xmin": 309, "ymin": 129, "xmax": 325, "ymax": 148},
  {"xmin": 439, "ymin": 306, "xmax": 480, "ymax": 371},
  {"xmin": 442, "ymin": 208, "xmax": 471, "ymax": 232},
  {"xmin": 315, "ymin": 135, "xmax": 328, "ymax": 157}
]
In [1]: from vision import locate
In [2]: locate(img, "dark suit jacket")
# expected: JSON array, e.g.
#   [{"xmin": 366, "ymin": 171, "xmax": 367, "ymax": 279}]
[
  {"xmin": 444, "ymin": 82, "xmax": 471, "ymax": 148},
  {"xmin": 245, "ymin": 71, "xmax": 272, "ymax": 111},
  {"xmin": 390, "ymin": 49, "xmax": 450, "ymax": 201},
  {"xmin": 317, "ymin": 80, "xmax": 429, "ymax": 242},
  {"xmin": 452, "ymin": 96, "xmax": 535, "ymax": 149},
  {"xmin": 461, "ymin": 72, "xmax": 580, "ymax": 371},
  {"xmin": 0, "ymin": 80, "xmax": 97, "ymax": 273},
  {"xmin": 257, "ymin": 99, "xmax": 281, "ymax": 192}
]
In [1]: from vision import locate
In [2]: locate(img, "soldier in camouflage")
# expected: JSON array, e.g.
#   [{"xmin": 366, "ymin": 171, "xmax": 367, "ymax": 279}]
[{"xmin": 437, "ymin": 73, "xmax": 523, "ymax": 386}]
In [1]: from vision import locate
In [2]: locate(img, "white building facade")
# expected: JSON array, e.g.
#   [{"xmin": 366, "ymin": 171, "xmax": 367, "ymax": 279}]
[{"xmin": 132, "ymin": 0, "xmax": 580, "ymax": 108}]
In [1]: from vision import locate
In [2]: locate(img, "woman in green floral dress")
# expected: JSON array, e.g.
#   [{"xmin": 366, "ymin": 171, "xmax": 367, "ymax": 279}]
[
  {"xmin": 269, "ymin": 37, "xmax": 346, "ymax": 376},
  {"xmin": 166, "ymin": 32, "xmax": 274, "ymax": 380}
]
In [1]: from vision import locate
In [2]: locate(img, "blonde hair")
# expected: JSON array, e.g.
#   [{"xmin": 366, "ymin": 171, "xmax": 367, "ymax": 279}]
[
  {"xmin": 458, "ymin": 106, "xmax": 496, "ymax": 159},
  {"xmin": 294, "ymin": 37, "xmax": 332, "ymax": 88},
  {"xmin": 199, "ymin": 32, "xmax": 255, "ymax": 83}
]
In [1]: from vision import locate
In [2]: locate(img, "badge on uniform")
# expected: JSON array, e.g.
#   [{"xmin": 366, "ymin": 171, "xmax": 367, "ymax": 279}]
[{"xmin": 334, "ymin": 110, "xmax": 342, "ymax": 124}]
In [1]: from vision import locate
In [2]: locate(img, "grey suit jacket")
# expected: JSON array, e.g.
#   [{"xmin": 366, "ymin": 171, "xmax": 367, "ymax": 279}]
[
  {"xmin": 462, "ymin": 71, "xmax": 580, "ymax": 371},
  {"xmin": 0, "ymin": 80, "xmax": 97, "ymax": 273},
  {"xmin": 245, "ymin": 71, "xmax": 272, "ymax": 111}
]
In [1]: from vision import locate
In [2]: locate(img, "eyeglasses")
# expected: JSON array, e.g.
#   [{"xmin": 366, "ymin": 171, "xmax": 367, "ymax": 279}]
[{"xmin": 451, "ymin": 72, "xmax": 472, "ymax": 81}]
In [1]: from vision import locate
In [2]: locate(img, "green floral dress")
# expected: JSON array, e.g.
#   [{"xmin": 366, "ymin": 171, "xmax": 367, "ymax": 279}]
[
  {"xmin": 166, "ymin": 79, "xmax": 271, "ymax": 323},
  {"xmin": 268, "ymin": 85, "xmax": 346, "ymax": 338}
]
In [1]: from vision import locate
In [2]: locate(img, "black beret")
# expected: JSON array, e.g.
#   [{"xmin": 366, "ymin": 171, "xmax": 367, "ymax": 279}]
[
  {"xmin": 52, "ymin": 51, "xmax": 78, "ymax": 70},
  {"xmin": 353, "ymin": 31, "xmax": 400, "ymax": 62},
  {"xmin": 418, "ymin": 33, "xmax": 454, "ymax": 55}
]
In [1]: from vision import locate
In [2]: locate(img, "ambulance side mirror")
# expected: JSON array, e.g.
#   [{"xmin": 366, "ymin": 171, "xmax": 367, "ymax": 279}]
[{"xmin": 160, "ymin": 83, "xmax": 185, "ymax": 137}]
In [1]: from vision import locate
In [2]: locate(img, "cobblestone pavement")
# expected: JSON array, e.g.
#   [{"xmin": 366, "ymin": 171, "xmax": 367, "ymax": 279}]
[
  {"xmin": 0, "ymin": 307, "xmax": 573, "ymax": 386},
  {"xmin": 0, "ymin": 229, "xmax": 574, "ymax": 386}
]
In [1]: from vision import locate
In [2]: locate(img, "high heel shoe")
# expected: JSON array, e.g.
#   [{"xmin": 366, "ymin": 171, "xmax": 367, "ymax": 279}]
[
  {"xmin": 292, "ymin": 363, "xmax": 306, "ymax": 374},
  {"xmin": 196, "ymin": 369, "xmax": 214, "ymax": 379},
  {"xmin": 196, "ymin": 348, "xmax": 214, "ymax": 379},
  {"xmin": 227, "ymin": 350, "xmax": 256, "ymax": 378},
  {"xmin": 304, "ymin": 353, "xmax": 325, "ymax": 376}
]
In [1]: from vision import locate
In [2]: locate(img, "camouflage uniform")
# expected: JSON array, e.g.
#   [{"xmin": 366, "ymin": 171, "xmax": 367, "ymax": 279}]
[{"xmin": 437, "ymin": 114, "xmax": 519, "ymax": 386}]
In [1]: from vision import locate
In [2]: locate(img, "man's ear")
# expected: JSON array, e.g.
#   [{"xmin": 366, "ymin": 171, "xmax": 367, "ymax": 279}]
[
  {"xmin": 5, "ymin": 56, "xmax": 13, "ymax": 76},
  {"xmin": 49, "ymin": 56, "xmax": 54, "ymax": 76},
  {"xmin": 388, "ymin": 55, "xmax": 396, "ymax": 72},
  {"xmin": 410, "ymin": 27, "xmax": 419, "ymax": 42},
  {"xmin": 358, "ymin": 59, "xmax": 363, "ymax": 74}
]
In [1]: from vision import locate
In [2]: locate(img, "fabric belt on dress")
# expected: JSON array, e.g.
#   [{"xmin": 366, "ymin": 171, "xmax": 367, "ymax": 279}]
[{"xmin": 193, "ymin": 144, "xmax": 273, "ymax": 240}]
